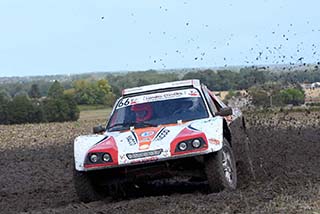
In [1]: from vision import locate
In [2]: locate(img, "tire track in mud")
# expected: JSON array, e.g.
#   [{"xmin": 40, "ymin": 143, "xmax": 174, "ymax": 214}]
[{"xmin": 1, "ymin": 112, "xmax": 320, "ymax": 213}]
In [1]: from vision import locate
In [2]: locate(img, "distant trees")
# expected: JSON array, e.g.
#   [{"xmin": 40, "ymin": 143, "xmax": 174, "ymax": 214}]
[
  {"xmin": 248, "ymin": 87, "xmax": 271, "ymax": 107},
  {"xmin": 0, "ymin": 81, "xmax": 79, "ymax": 124},
  {"xmin": 0, "ymin": 66, "xmax": 318, "ymax": 123},
  {"xmin": 6, "ymin": 95, "xmax": 44, "ymax": 124},
  {"xmin": 278, "ymin": 88, "xmax": 305, "ymax": 106},
  {"xmin": 0, "ymin": 90, "xmax": 10, "ymax": 123},
  {"xmin": 0, "ymin": 78, "xmax": 116, "ymax": 124},
  {"xmin": 237, "ymin": 68, "xmax": 270, "ymax": 89},
  {"xmin": 42, "ymin": 81, "xmax": 79, "ymax": 122},
  {"xmin": 181, "ymin": 68, "xmax": 271, "ymax": 91},
  {"xmin": 62, "ymin": 94, "xmax": 80, "ymax": 121},
  {"xmin": 248, "ymin": 83, "xmax": 305, "ymax": 107},
  {"xmin": 66, "ymin": 79, "xmax": 116, "ymax": 106},
  {"xmin": 48, "ymin": 80, "xmax": 64, "ymax": 98},
  {"xmin": 42, "ymin": 94, "xmax": 79, "ymax": 122},
  {"xmin": 28, "ymin": 84, "xmax": 41, "ymax": 99},
  {"xmin": 1, "ymin": 66, "xmax": 319, "ymax": 100},
  {"xmin": 106, "ymin": 70, "xmax": 179, "ymax": 96}
]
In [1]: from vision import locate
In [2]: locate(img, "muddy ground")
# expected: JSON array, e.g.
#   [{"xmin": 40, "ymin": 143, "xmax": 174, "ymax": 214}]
[{"xmin": 0, "ymin": 111, "xmax": 319, "ymax": 213}]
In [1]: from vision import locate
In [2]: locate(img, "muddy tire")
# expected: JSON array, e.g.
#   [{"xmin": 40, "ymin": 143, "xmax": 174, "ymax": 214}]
[
  {"xmin": 73, "ymin": 168, "xmax": 104, "ymax": 203},
  {"xmin": 205, "ymin": 138, "xmax": 237, "ymax": 192}
]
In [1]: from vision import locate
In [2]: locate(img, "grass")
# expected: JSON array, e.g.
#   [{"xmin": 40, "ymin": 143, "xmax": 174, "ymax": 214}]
[
  {"xmin": 79, "ymin": 106, "xmax": 112, "ymax": 121},
  {"xmin": 78, "ymin": 104, "xmax": 108, "ymax": 111}
]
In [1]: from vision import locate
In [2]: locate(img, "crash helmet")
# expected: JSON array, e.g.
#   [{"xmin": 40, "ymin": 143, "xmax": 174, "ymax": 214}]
[{"xmin": 131, "ymin": 103, "xmax": 153, "ymax": 122}]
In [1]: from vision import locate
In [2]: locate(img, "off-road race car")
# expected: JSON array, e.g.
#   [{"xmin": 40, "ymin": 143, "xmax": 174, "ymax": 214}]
[{"xmin": 73, "ymin": 79, "xmax": 245, "ymax": 202}]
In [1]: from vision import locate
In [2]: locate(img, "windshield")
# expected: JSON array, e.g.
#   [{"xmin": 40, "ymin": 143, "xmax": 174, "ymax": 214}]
[{"xmin": 107, "ymin": 88, "xmax": 208, "ymax": 131}]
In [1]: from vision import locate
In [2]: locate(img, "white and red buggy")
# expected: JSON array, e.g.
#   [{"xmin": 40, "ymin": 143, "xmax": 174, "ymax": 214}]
[{"xmin": 73, "ymin": 79, "xmax": 244, "ymax": 202}]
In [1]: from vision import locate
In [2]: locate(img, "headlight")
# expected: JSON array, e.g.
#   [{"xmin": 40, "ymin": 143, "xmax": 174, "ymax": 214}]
[
  {"xmin": 102, "ymin": 153, "xmax": 111, "ymax": 162},
  {"xmin": 192, "ymin": 139, "xmax": 201, "ymax": 148},
  {"xmin": 89, "ymin": 154, "xmax": 98, "ymax": 163},
  {"xmin": 178, "ymin": 142, "xmax": 188, "ymax": 151}
]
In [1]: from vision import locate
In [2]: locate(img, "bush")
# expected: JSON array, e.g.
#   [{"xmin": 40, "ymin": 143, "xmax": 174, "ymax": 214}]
[
  {"xmin": 248, "ymin": 87, "xmax": 270, "ymax": 107},
  {"xmin": 61, "ymin": 94, "xmax": 80, "ymax": 121},
  {"xmin": 42, "ymin": 81, "xmax": 79, "ymax": 123},
  {"xmin": 42, "ymin": 95, "xmax": 79, "ymax": 122},
  {"xmin": 279, "ymin": 88, "xmax": 305, "ymax": 106},
  {"xmin": 6, "ymin": 95, "xmax": 44, "ymax": 124}
]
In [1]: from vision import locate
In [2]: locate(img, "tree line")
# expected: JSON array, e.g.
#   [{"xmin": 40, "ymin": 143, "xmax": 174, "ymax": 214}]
[
  {"xmin": 0, "ymin": 81, "xmax": 79, "ymax": 124},
  {"xmin": 0, "ymin": 66, "xmax": 319, "ymax": 122},
  {"xmin": 90, "ymin": 66, "xmax": 320, "ymax": 99},
  {"xmin": 248, "ymin": 83, "xmax": 305, "ymax": 107},
  {"xmin": 104, "ymin": 68, "xmax": 314, "ymax": 107},
  {"xmin": 2, "ymin": 66, "xmax": 319, "ymax": 99}
]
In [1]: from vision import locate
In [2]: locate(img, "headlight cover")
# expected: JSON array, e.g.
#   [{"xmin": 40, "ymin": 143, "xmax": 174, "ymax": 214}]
[
  {"xmin": 175, "ymin": 138, "xmax": 206, "ymax": 152},
  {"xmin": 89, "ymin": 154, "xmax": 98, "ymax": 163},
  {"xmin": 86, "ymin": 152, "xmax": 113, "ymax": 165},
  {"xmin": 178, "ymin": 142, "xmax": 188, "ymax": 151},
  {"xmin": 102, "ymin": 153, "xmax": 111, "ymax": 162}
]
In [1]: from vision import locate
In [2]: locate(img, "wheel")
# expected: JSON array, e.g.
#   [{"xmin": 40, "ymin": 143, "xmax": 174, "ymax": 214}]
[
  {"xmin": 73, "ymin": 167, "xmax": 105, "ymax": 203},
  {"xmin": 204, "ymin": 138, "xmax": 237, "ymax": 192}
]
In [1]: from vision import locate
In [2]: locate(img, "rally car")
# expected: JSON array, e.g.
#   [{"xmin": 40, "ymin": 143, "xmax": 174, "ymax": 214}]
[{"xmin": 73, "ymin": 79, "xmax": 244, "ymax": 202}]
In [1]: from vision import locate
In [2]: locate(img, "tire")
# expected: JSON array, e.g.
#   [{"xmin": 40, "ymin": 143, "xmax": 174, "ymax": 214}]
[
  {"xmin": 73, "ymin": 167, "xmax": 105, "ymax": 203},
  {"xmin": 204, "ymin": 138, "xmax": 237, "ymax": 192}
]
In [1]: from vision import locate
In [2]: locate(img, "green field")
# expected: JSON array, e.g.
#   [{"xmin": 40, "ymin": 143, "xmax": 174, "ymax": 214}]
[{"xmin": 79, "ymin": 107, "xmax": 112, "ymax": 121}]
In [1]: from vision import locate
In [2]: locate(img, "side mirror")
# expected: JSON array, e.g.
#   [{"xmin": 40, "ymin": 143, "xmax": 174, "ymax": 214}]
[
  {"xmin": 215, "ymin": 107, "xmax": 233, "ymax": 117},
  {"xmin": 93, "ymin": 125, "xmax": 106, "ymax": 134}
]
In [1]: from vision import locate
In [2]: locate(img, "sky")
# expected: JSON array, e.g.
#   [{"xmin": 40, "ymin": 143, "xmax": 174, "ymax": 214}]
[{"xmin": 0, "ymin": 0, "xmax": 319, "ymax": 77}]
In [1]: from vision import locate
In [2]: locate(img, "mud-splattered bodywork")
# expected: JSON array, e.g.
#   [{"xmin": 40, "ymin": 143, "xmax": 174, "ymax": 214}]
[
  {"xmin": 74, "ymin": 80, "xmax": 243, "ymax": 173},
  {"xmin": 74, "ymin": 118, "xmax": 224, "ymax": 171}
]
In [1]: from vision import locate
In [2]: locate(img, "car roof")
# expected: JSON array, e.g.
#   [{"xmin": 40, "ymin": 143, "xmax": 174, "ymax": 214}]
[{"xmin": 122, "ymin": 79, "xmax": 201, "ymax": 96}]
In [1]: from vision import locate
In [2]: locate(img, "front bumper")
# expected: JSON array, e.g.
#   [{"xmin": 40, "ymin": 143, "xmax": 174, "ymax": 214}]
[{"xmin": 80, "ymin": 147, "xmax": 217, "ymax": 172}]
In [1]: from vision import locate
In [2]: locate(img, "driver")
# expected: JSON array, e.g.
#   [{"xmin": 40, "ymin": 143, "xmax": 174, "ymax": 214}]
[
  {"xmin": 172, "ymin": 100, "xmax": 194, "ymax": 114},
  {"xmin": 131, "ymin": 103, "xmax": 153, "ymax": 122}
]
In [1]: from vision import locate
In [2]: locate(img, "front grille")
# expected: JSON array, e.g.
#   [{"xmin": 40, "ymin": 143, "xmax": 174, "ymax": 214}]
[{"xmin": 126, "ymin": 149, "xmax": 163, "ymax": 160}]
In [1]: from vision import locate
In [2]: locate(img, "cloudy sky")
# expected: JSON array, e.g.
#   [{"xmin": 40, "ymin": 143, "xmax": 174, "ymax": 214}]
[{"xmin": 0, "ymin": 0, "xmax": 319, "ymax": 77}]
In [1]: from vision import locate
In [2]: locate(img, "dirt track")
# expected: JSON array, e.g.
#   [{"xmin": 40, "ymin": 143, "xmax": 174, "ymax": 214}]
[{"xmin": 0, "ymin": 111, "xmax": 320, "ymax": 213}]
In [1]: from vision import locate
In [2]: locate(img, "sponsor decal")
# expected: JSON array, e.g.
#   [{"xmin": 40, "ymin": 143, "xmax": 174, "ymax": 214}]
[
  {"xmin": 116, "ymin": 89, "xmax": 201, "ymax": 109},
  {"xmin": 139, "ymin": 143, "xmax": 150, "ymax": 150},
  {"xmin": 187, "ymin": 125, "xmax": 200, "ymax": 131},
  {"xmin": 163, "ymin": 91, "xmax": 184, "ymax": 99},
  {"xmin": 130, "ymin": 98, "xmax": 138, "ymax": 105},
  {"xmin": 188, "ymin": 90, "xmax": 199, "ymax": 97},
  {"xmin": 126, "ymin": 135, "xmax": 137, "ymax": 146},
  {"xmin": 140, "ymin": 138, "xmax": 151, "ymax": 142},
  {"xmin": 154, "ymin": 128, "xmax": 170, "ymax": 141},
  {"xmin": 141, "ymin": 131, "xmax": 155, "ymax": 137},
  {"xmin": 117, "ymin": 98, "xmax": 130, "ymax": 108},
  {"xmin": 208, "ymin": 138, "xmax": 220, "ymax": 145},
  {"xmin": 142, "ymin": 91, "xmax": 184, "ymax": 102},
  {"xmin": 131, "ymin": 156, "xmax": 159, "ymax": 164},
  {"xmin": 126, "ymin": 149, "xmax": 163, "ymax": 160},
  {"xmin": 143, "ymin": 94, "xmax": 164, "ymax": 102}
]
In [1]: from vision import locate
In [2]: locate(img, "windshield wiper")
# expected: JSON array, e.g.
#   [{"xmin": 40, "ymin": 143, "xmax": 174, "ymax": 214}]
[{"xmin": 108, "ymin": 121, "xmax": 157, "ymax": 131}]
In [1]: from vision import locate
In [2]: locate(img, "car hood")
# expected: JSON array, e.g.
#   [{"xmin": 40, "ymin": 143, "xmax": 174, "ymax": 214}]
[
  {"xmin": 109, "ymin": 124, "xmax": 183, "ymax": 150},
  {"xmin": 74, "ymin": 117, "xmax": 223, "ymax": 170}
]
